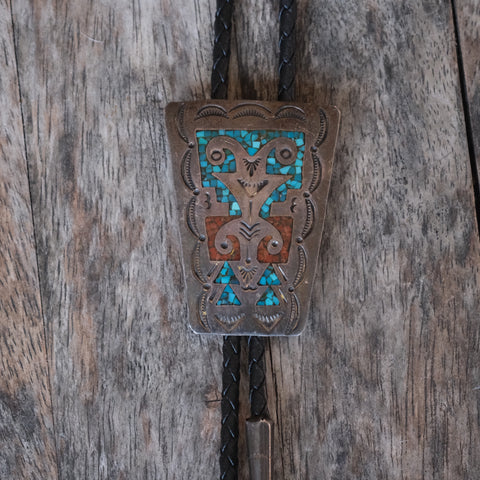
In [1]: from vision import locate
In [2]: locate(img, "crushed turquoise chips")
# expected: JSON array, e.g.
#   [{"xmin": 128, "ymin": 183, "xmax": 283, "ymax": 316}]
[{"xmin": 197, "ymin": 130, "xmax": 305, "ymax": 217}]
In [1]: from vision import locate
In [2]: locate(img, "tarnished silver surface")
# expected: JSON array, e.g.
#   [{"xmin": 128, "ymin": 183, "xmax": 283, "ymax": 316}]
[
  {"xmin": 165, "ymin": 100, "xmax": 340, "ymax": 335},
  {"xmin": 246, "ymin": 417, "xmax": 273, "ymax": 480}
]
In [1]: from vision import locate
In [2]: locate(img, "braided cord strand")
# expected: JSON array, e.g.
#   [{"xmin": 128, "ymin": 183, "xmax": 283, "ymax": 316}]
[
  {"xmin": 212, "ymin": 0, "xmax": 234, "ymax": 100},
  {"xmin": 220, "ymin": 335, "xmax": 241, "ymax": 480},
  {"xmin": 278, "ymin": 0, "xmax": 297, "ymax": 101},
  {"xmin": 212, "ymin": 3, "xmax": 240, "ymax": 479},
  {"xmin": 248, "ymin": 336, "xmax": 269, "ymax": 418}
]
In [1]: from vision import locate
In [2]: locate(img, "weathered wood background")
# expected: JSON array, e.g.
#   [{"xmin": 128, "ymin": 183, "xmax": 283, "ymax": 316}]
[{"xmin": 1, "ymin": 0, "xmax": 480, "ymax": 478}]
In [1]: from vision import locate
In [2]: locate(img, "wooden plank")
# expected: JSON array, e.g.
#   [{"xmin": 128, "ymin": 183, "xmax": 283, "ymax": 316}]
[
  {"xmin": 12, "ymin": 1, "xmax": 480, "ymax": 479},
  {"xmin": 12, "ymin": 1, "xmax": 222, "ymax": 478},
  {"xmin": 456, "ymin": 1, "xmax": 480, "ymax": 188},
  {"xmin": 0, "ymin": 1, "xmax": 58, "ymax": 478},
  {"xmin": 233, "ymin": 1, "xmax": 480, "ymax": 478}
]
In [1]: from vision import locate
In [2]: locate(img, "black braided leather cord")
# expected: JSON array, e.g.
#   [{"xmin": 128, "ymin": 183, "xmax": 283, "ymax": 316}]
[
  {"xmin": 220, "ymin": 336, "xmax": 241, "ymax": 480},
  {"xmin": 248, "ymin": 336, "xmax": 269, "ymax": 418},
  {"xmin": 211, "ymin": 0, "xmax": 234, "ymax": 100},
  {"xmin": 278, "ymin": 0, "xmax": 297, "ymax": 101}
]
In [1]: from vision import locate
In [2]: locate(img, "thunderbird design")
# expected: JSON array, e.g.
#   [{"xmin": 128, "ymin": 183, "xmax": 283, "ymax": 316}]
[{"xmin": 166, "ymin": 101, "xmax": 340, "ymax": 335}]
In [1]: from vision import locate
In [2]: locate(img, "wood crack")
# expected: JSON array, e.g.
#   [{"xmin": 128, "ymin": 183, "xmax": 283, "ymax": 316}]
[
  {"xmin": 451, "ymin": 0, "xmax": 480, "ymax": 239},
  {"xmin": 8, "ymin": 2, "xmax": 60, "ymax": 479}
]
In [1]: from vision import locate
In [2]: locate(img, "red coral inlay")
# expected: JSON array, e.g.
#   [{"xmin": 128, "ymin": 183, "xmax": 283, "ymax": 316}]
[
  {"xmin": 205, "ymin": 216, "xmax": 241, "ymax": 261},
  {"xmin": 257, "ymin": 216, "xmax": 293, "ymax": 263}
]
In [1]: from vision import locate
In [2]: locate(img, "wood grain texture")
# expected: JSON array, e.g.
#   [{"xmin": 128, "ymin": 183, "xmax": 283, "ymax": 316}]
[
  {"xmin": 234, "ymin": 1, "xmax": 480, "ymax": 478},
  {"xmin": 10, "ymin": 0, "xmax": 480, "ymax": 479},
  {"xmin": 456, "ymin": 0, "xmax": 480, "ymax": 186},
  {"xmin": 12, "ymin": 1, "xmax": 223, "ymax": 478},
  {"xmin": 0, "ymin": 1, "xmax": 58, "ymax": 478}
]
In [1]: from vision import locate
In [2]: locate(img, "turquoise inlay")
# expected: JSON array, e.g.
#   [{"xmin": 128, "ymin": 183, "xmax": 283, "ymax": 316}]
[
  {"xmin": 196, "ymin": 130, "xmax": 305, "ymax": 217},
  {"xmin": 262, "ymin": 131, "xmax": 305, "ymax": 218},
  {"xmin": 217, "ymin": 285, "xmax": 241, "ymax": 305},
  {"xmin": 257, "ymin": 287, "xmax": 280, "ymax": 306},
  {"xmin": 258, "ymin": 265, "xmax": 281, "ymax": 286},
  {"xmin": 214, "ymin": 262, "xmax": 239, "ymax": 285}
]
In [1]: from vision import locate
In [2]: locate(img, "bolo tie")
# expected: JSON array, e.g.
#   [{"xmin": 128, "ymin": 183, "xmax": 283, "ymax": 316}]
[{"xmin": 166, "ymin": 1, "xmax": 340, "ymax": 478}]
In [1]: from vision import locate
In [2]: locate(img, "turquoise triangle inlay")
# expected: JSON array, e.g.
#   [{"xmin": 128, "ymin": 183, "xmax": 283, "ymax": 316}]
[
  {"xmin": 217, "ymin": 285, "xmax": 241, "ymax": 305},
  {"xmin": 258, "ymin": 265, "xmax": 281, "ymax": 286},
  {"xmin": 256, "ymin": 287, "xmax": 280, "ymax": 306},
  {"xmin": 214, "ymin": 261, "xmax": 239, "ymax": 284}
]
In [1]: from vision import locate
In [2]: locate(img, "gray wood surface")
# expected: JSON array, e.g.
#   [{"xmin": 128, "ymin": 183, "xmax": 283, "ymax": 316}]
[
  {"xmin": 2, "ymin": 0, "xmax": 480, "ymax": 478},
  {"xmin": 0, "ymin": 1, "xmax": 58, "ymax": 478}
]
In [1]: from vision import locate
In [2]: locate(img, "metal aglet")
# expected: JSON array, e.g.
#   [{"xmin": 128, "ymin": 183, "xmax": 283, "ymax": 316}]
[{"xmin": 246, "ymin": 416, "xmax": 273, "ymax": 480}]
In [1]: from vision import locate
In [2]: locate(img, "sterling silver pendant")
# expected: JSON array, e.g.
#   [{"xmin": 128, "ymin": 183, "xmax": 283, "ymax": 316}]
[{"xmin": 166, "ymin": 100, "xmax": 340, "ymax": 336}]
